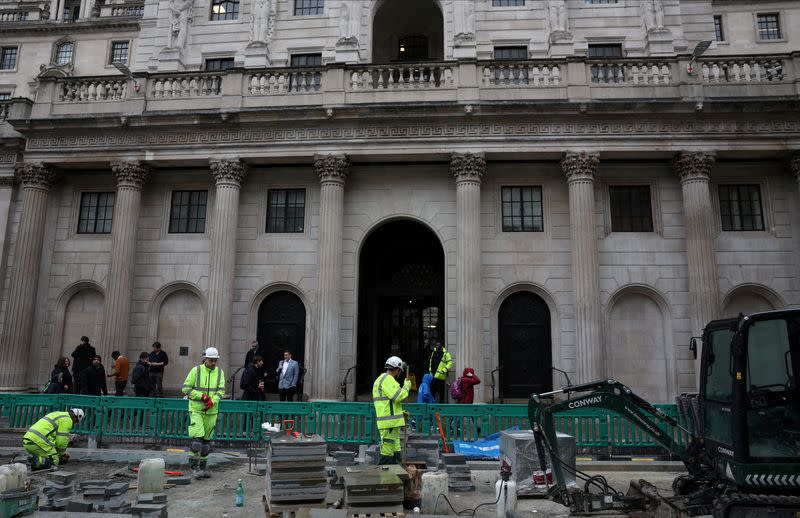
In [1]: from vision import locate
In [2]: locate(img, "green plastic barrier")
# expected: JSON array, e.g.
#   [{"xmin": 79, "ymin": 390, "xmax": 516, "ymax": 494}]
[
  {"xmin": 216, "ymin": 400, "xmax": 261, "ymax": 442},
  {"xmin": 6, "ymin": 394, "xmax": 59, "ymax": 429},
  {"xmin": 154, "ymin": 398, "xmax": 190, "ymax": 440},
  {"xmin": 58, "ymin": 394, "xmax": 103, "ymax": 435},
  {"xmin": 262, "ymin": 402, "xmax": 315, "ymax": 436},
  {"xmin": 97, "ymin": 396, "xmax": 157, "ymax": 438},
  {"xmin": 313, "ymin": 402, "xmax": 374, "ymax": 443}
]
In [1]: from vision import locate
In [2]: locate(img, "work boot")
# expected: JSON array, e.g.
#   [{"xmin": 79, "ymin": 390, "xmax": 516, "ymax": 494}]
[
  {"xmin": 199, "ymin": 459, "xmax": 211, "ymax": 479},
  {"xmin": 189, "ymin": 458, "xmax": 203, "ymax": 480}
]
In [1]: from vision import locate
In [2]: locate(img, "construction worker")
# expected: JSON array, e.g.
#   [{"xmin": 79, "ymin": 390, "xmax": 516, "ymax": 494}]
[
  {"xmin": 181, "ymin": 347, "xmax": 225, "ymax": 479},
  {"xmin": 428, "ymin": 340, "xmax": 453, "ymax": 403},
  {"xmin": 372, "ymin": 356, "xmax": 411, "ymax": 465},
  {"xmin": 23, "ymin": 408, "xmax": 84, "ymax": 470}
]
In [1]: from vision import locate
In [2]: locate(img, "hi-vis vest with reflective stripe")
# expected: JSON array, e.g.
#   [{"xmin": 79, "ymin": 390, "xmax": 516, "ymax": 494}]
[
  {"xmin": 24, "ymin": 411, "xmax": 73, "ymax": 454},
  {"xmin": 372, "ymin": 373, "xmax": 408, "ymax": 430},
  {"xmin": 182, "ymin": 364, "xmax": 226, "ymax": 414},
  {"xmin": 429, "ymin": 346, "xmax": 453, "ymax": 381}
]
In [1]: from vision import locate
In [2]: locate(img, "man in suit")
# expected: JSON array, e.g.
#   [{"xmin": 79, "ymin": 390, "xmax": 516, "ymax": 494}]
[{"xmin": 276, "ymin": 350, "xmax": 300, "ymax": 401}]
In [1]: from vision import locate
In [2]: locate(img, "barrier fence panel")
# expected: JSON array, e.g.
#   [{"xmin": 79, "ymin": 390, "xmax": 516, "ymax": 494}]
[
  {"xmin": 97, "ymin": 396, "xmax": 157, "ymax": 439},
  {"xmin": 262, "ymin": 402, "xmax": 315, "ymax": 435},
  {"xmin": 7, "ymin": 394, "xmax": 60, "ymax": 430},
  {"xmin": 155, "ymin": 398, "xmax": 191, "ymax": 440},
  {"xmin": 216, "ymin": 401, "xmax": 262, "ymax": 443},
  {"xmin": 313, "ymin": 402, "xmax": 374, "ymax": 444}
]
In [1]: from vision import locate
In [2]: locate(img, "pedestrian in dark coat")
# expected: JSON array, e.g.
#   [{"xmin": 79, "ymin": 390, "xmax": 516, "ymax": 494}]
[
  {"xmin": 80, "ymin": 356, "xmax": 108, "ymax": 396},
  {"xmin": 71, "ymin": 336, "xmax": 95, "ymax": 394},
  {"xmin": 46, "ymin": 357, "xmax": 73, "ymax": 394},
  {"xmin": 130, "ymin": 352, "xmax": 152, "ymax": 397},
  {"xmin": 241, "ymin": 356, "xmax": 265, "ymax": 401}
]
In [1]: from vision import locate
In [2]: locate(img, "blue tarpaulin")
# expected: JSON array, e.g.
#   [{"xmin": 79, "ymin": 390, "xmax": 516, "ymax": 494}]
[{"xmin": 453, "ymin": 427, "xmax": 519, "ymax": 460}]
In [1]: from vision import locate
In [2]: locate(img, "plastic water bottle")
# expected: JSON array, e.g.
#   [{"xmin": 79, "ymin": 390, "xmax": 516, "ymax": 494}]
[{"xmin": 235, "ymin": 479, "xmax": 244, "ymax": 507}]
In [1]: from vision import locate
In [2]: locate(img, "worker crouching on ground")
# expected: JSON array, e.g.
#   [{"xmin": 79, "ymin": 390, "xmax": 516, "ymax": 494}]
[
  {"xmin": 23, "ymin": 408, "xmax": 84, "ymax": 470},
  {"xmin": 372, "ymin": 355, "xmax": 411, "ymax": 465},
  {"xmin": 182, "ymin": 347, "xmax": 226, "ymax": 479}
]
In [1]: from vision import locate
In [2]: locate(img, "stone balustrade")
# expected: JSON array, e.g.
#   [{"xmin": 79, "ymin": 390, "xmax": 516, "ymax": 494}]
[
  {"xmin": 700, "ymin": 58, "xmax": 785, "ymax": 83},
  {"xmin": 109, "ymin": 2, "xmax": 143, "ymax": 16},
  {"xmin": 0, "ymin": 9, "xmax": 29, "ymax": 21},
  {"xmin": 0, "ymin": 102, "xmax": 8, "ymax": 122},
  {"xmin": 482, "ymin": 62, "xmax": 561, "ymax": 87},
  {"xmin": 59, "ymin": 78, "xmax": 128, "ymax": 102},
  {"xmin": 248, "ymin": 69, "xmax": 322, "ymax": 95},
  {"xmin": 589, "ymin": 61, "xmax": 672, "ymax": 85},
  {"xmin": 347, "ymin": 64, "xmax": 455, "ymax": 90},
  {"xmin": 151, "ymin": 75, "xmax": 223, "ymax": 97}
]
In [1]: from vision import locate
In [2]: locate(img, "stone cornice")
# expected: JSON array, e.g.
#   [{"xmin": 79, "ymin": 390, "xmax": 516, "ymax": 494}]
[
  {"xmin": 210, "ymin": 158, "xmax": 247, "ymax": 186},
  {"xmin": 111, "ymin": 160, "xmax": 150, "ymax": 188},
  {"xmin": 451, "ymin": 153, "xmax": 486, "ymax": 184},
  {"xmin": 314, "ymin": 154, "xmax": 349, "ymax": 185},
  {"xmin": 0, "ymin": 18, "xmax": 140, "ymax": 34},
  {"xmin": 561, "ymin": 152, "xmax": 599, "ymax": 182},
  {"xmin": 674, "ymin": 152, "xmax": 716, "ymax": 183},
  {"xmin": 15, "ymin": 162, "xmax": 55, "ymax": 188}
]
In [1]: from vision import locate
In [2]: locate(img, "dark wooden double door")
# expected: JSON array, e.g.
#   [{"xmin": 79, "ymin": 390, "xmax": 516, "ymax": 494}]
[
  {"xmin": 257, "ymin": 291, "xmax": 306, "ymax": 395},
  {"xmin": 498, "ymin": 291, "xmax": 553, "ymax": 398}
]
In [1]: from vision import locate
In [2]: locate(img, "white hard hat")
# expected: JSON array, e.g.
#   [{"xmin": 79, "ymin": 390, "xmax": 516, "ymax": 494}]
[
  {"xmin": 385, "ymin": 356, "xmax": 403, "ymax": 370},
  {"xmin": 204, "ymin": 347, "xmax": 220, "ymax": 359},
  {"xmin": 69, "ymin": 408, "xmax": 85, "ymax": 422}
]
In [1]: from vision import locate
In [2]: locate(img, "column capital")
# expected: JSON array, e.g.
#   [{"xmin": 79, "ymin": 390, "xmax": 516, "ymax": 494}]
[
  {"xmin": 15, "ymin": 162, "xmax": 56, "ymax": 189},
  {"xmin": 790, "ymin": 151, "xmax": 800, "ymax": 182},
  {"xmin": 561, "ymin": 152, "xmax": 599, "ymax": 183},
  {"xmin": 210, "ymin": 158, "xmax": 248, "ymax": 186},
  {"xmin": 314, "ymin": 154, "xmax": 350, "ymax": 185},
  {"xmin": 451, "ymin": 152, "xmax": 486, "ymax": 184},
  {"xmin": 673, "ymin": 151, "xmax": 715, "ymax": 183},
  {"xmin": 111, "ymin": 161, "xmax": 150, "ymax": 188}
]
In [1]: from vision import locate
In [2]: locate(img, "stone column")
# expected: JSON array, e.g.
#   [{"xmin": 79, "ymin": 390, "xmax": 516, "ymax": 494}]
[
  {"xmin": 99, "ymin": 162, "xmax": 149, "ymax": 362},
  {"xmin": 452, "ymin": 153, "xmax": 485, "ymax": 400},
  {"xmin": 205, "ymin": 159, "xmax": 247, "ymax": 377},
  {"xmin": 311, "ymin": 154, "xmax": 349, "ymax": 400},
  {"xmin": 674, "ymin": 152, "xmax": 720, "ymax": 384},
  {"xmin": 562, "ymin": 152, "xmax": 602, "ymax": 383},
  {"xmin": 0, "ymin": 163, "xmax": 55, "ymax": 390}
]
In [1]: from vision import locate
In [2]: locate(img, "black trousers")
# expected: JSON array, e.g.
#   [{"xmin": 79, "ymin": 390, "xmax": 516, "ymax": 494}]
[
  {"xmin": 279, "ymin": 387, "xmax": 295, "ymax": 401},
  {"xmin": 430, "ymin": 378, "xmax": 446, "ymax": 403},
  {"xmin": 115, "ymin": 380, "xmax": 127, "ymax": 396}
]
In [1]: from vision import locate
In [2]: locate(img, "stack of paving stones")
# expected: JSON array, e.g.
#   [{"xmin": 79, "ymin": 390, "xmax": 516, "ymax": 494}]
[
  {"xmin": 79, "ymin": 479, "xmax": 132, "ymax": 513},
  {"xmin": 39, "ymin": 471, "xmax": 76, "ymax": 511},
  {"xmin": 266, "ymin": 434, "xmax": 328, "ymax": 511},
  {"xmin": 343, "ymin": 471, "xmax": 404, "ymax": 514},
  {"xmin": 440, "ymin": 453, "xmax": 474, "ymax": 492},
  {"xmin": 329, "ymin": 450, "xmax": 356, "ymax": 489},
  {"xmin": 406, "ymin": 434, "xmax": 440, "ymax": 468},
  {"xmin": 364, "ymin": 445, "xmax": 379, "ymax": 465},
  {"xmin": 132, "ymin": 492, "xmax": 168, "ymax": 518}
]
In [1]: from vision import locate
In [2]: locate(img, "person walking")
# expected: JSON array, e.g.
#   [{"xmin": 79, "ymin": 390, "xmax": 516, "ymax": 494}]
[
  {"xmin": 23, "ymin": 408, "xmax": 84, "ymax": 470},
  {"xmin": 130, "ymin": 352, "xmax": 152, "ymax": 397},
  {"xmin": 148, "ymin": 341, "xmax": 169, "ymax": 397},
  {"xmin": 46, "ymin": 357, "xmax": 73, "ymax": 394},
  {"xmin": 240, "ymin": 355, "xmax": 265, "ymax": 401},
  {"xmin": 416, "ymin": 373, "xmax": 435, "ymax": 404},
  {"xmin": 455, "ymin": 367, "xmax": 481, "ymax": 404},
  {"xmin": 107, "ymin": 351, "xmax": 130, "ymax": 396},
  {"xmin": 181, "ymin": 347, "xmax": 225, "ymax": 479},
  {"xmin": 372, "ymin": 356, "xmax": 411, "ymax": 464},
  {"xmin": 276, "ymin": 351, "xmax": 299, "ymax": 402},
  {"xmin": 80, "ymin": 355, "xmax": 108, "ymax": 396},
  {"xmin": 71, "ymin": 336, "xmax": 95, "ymax": 394},
  {"xmin": 428, "ymin": 341, "xmax": 453, "ymax": 403}
]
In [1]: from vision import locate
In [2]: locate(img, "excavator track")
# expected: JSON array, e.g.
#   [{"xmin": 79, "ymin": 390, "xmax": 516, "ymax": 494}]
[{"xmin": 713, "ymin": 493, "xmax": 800, "ymax": 518}]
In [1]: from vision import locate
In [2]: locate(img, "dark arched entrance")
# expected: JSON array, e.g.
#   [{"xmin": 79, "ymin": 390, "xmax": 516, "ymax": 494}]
[
  {"xmin": 357, "ymin": 220, "xmax": 445, "ymax": 395},
  {"xmin": 257, "ymin": 291, "xmax": 306, "ymax": 396},
  {"xmin": 372, "ymin": 0, "xmax": 444, "ymax": 62},
  {"xmin": 498, "ymin": 291, "xmax": 552, "ymax": 398}
]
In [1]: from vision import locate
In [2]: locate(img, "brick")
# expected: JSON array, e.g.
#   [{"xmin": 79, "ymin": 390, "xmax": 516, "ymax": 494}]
[
  {"xmin": 46, "ymin": 471, "xmax": 77, "ymax": 484},
  {"xmin": 167, "ymin": 476, "xmax": 191, "ymax": 485}
]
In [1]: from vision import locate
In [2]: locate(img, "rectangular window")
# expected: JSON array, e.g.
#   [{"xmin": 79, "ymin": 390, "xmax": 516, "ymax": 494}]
[
  {"xmin": 757, "ymin": 13, "xmax": 781, "ymax": 40},
  {"xmin": 714, "ymin": 15, "xmax": 724, "ymax": 42},
  {"xmin": 0, "ymin": 47, "xmax": 17, "ymax": 70},
  {"xmin": 609, "ymin": 185, "xmax": 653, "ymax": 232},
  {"xmin": 210, "ymin": 0, "xmax": 238, "ymax": 21},
  {"xmin": 586, "ymin": 0, "xmax": 617, "ymax": 3},
  {"xmin": 294, "ymin": 0, "xmax": 323, "ymax": 16},
  {"xmin": 290, "ymin": 53, "xmax": 322, "ymax": 67},
  {"xmin": 492, "ymin": 0, "xmax": 524, "ymax": 6},
  {"xmin": 493, "ymin": 46, "xmax": 527, "ymax": 60},
  {"xmin": 588, "ymin": 44, "xmax": 623, "ymax": 58},
  {"xmin": 110, "ymin": 41, "xmax": 129, "ymax": 64},
  {"xmin": 63, "ymin": 0, "xmax": 80, "ymax": 21},
  {"xmin": 0, "ymin": 92, "xmax": 11, "ymax": 100},
  {"xmin": 719, "ymin": 185, "xmax": 765, "ymax": 231},
  {"xmin": 169, "ymin": 190, "xmax": 208, "ymax": 234},
  {"xmin": 289, "ymin": 54, "xmax": 322, "ymax": 92},
  {"xmin": 266, "ymin": 189, "xmax": 305, "ymax": 233},
  {"xmin": 501, "ymin": 186, "xmax": 543, "ymax": 232},
  {"xmin": 78, "ymin": 192, "xmax": 115, "ymax": 234},
  {"xmin": 204, "ymin": 57, "xmax": 235, "ymax": 71}
]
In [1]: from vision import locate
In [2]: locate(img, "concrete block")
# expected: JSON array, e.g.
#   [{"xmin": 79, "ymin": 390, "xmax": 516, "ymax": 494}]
[
  {"xmin": 167, "ymin": 476, "xmax": 191, "ymax": 485},
  {"xmin": 46, "ymin": 472, "xmax": 77, "ymax": 484},
  {"xmin": 67, "ymin": 500, "xmax": 94, "ymax": 512},
  {"xmin": 137, "ymin": 492, "xmax": 167, "ymax": 504}
]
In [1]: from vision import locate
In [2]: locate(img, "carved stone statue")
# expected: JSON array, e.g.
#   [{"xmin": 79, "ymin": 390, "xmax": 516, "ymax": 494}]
[
  {"xmin": 250, "ymin": 0, "xmax": 274, "ymax": 43},
  {"xmin": 168, "ymin": 0, "xmax": 193, "ymax": 49},
  {"xmin": 641, "ymin": 0, "xmax": 665, "ymax": 32},
  {"xmin": 337, "ymin": 0, "xmax": 360, "ymax": 45},
  {"xmin": 548, "ymin": 0, "xmax": 568, "ymax": 33},
  {"xmin": 453, "ymin": 0, "xmax": 475, "ymax": 42}
]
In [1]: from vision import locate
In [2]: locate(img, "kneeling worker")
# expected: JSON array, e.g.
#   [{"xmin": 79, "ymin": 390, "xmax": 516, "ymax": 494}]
[
  {"xmin": 182, "ymin": 347, "xmax": 225, "ymax": 479},
  {"xmin": 372, "ymin": 356, "xmax": 411, "ymax": 464},
  {"xmin": 23, "ymin": 408, "xmax": 84, "ymax": 470}
]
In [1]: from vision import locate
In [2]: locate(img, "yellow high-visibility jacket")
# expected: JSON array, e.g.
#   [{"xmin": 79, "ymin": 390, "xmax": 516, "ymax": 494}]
[
  {"xmin": 429, "ymin": 346, "xmax": 453, "ymax": 381},
  {"xmin": 372, "ymin": 372, "xmax": 409, "ymax": 430},
  {"xmin": 24, "ymin": 411, "xmax": 73, "ymax": 457},
  {"xmin": 182, "ymin": 364, "xmax": 226, "ymax": 414}
]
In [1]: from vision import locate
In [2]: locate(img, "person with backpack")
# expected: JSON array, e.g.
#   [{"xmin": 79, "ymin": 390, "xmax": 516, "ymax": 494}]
[{"xmin": 454, "ymin": 367, "xmax": 481, "ymax": 404}]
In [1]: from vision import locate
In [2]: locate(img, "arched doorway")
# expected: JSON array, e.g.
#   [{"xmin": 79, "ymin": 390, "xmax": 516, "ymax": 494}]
[
  {"xmin": 498, "ymin": 291, "xmax": 552, "ymax": 398},
  {"xmin": 372, "ymin": 0, "xmax": 444, "ymax": 62},
  {"xmin": 357, "ymin": 220, "xmax": 445, "ymax": 395},
  {"xmin": 156, "ymin": 289, "xmax": 204, "ymax": 395},
  {"xmin": 257, "ymin": 291, "xmax": 306, "ymax": 397},
  {"xmin": 60, "ymin": 288, "xmax": 104, "ymax": 359}
]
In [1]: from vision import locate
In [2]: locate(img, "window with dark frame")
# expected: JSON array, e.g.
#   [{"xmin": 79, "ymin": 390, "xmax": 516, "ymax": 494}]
[
  {"xmin": 757, "ymin": 13, "xmax": 781, "ymax": 40},
  {"xmin": 492, "ymin": 0, "xmax": 524, "ymax": 6},
  {"xmin": 110, "ymin": 41, "xmax": 129, "ymax": 64},
  {"xmin": 587, "ymin": 44, "xmax": 623, "ymax": 58},
  {"xmin": 169, "ymin": 190, "xmax": 208, "ymax": 234},
  {"xmin": 493, "ymin": 46, "xmax": 527, "ymax": 60},
  {"xmin": 63, "ymin": 0, "xmax": 80, "ymax": 21},
  {"xmin": 586, "ymin": 0, "xmax": 617, "ymax": 3},
  {"xmin": 714, "ymin": 15, "xmax": 724, "ymax": 42},
  {"xmin": 55, "ymin": 42, "xmax": 74, "ymax": 65},
  {"xmin": 609, "ymin": 185, "xmax": 654, "ymax": 233},
  {"xmin": 0, "ymin": 93, "xmax": 11, "ymax": 100},
  {"xmin": 719, "ymin": 185, "xmax": 765, "ymax": 231},
  {"xmin": 294, "ymin": 0, "xmax": 323, "ymax": 16},
  {"xmin": 266, "ymin": 189, "xmax": 306, "ymax": 233},
  {"xmin": 204, "ymin": 57, "xmax": 235, "ymax": 71},
  {"xmin": 78, "ymin": 192, "xmax": 115, "ymax": 234},
  {"xmin": 210, "ymin": 0, "xmax": 238, "ymax": 21},
  {"xmin": 0, "ymin": 47, "xmax": 17, "ymax": 70},
  {"xmin": 501, "ymin": 186, "xmax": 543, "ymax": 232}
]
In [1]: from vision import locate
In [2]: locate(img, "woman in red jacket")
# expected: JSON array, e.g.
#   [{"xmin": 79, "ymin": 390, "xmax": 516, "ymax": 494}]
[{"xmin": 456, "ymin": 367, "xmax": 481, "ymax": 404}]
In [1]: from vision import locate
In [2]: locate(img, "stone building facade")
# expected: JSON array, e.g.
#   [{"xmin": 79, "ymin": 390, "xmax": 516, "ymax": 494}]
[{"xmin": 0, "ymin": 0, "xmax": 798, "ymax": 402}]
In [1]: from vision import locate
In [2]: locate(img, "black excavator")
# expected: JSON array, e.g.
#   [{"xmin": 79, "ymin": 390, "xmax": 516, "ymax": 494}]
[{"xmin": 529, "ymin": 309, "xmax": 800, "ymax": 517}]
